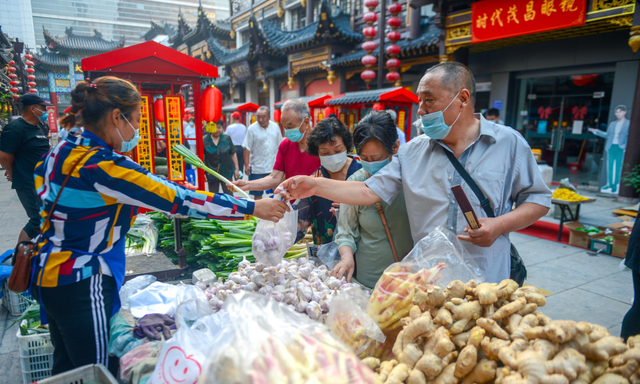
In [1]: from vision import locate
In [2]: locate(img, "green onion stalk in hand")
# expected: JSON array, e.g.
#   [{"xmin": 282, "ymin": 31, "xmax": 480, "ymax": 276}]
[{"xmin": 173, "ymin": 144, "xmax": 251, "ymax": 199}]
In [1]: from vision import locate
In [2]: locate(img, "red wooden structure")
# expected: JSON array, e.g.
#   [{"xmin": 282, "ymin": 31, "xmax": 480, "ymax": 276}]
[
  {"xmin": 273, "ymin": 94, "xmax": 333, "ymax": 124},
  {"xmin": 325, "ymin": 87, "xmax": 418, "ymax": 140},
  {"xmin": 222, "ymin": 102, "xmax": 260, "ymax": 127},
  {"xmin": 82, "ymin": 41, "xmax": 220, "ymax": 191}
]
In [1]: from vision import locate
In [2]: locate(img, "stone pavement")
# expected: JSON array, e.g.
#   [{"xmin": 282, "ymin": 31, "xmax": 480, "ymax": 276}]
[{"xmin": 0, "ymin": 174, "xmax": 634, "ymax": 383}]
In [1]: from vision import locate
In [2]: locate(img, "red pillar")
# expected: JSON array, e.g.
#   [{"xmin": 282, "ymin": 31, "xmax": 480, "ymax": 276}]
[{"xmin": 193, "ymin": 81, "xmax": 206, "ymax": 191}]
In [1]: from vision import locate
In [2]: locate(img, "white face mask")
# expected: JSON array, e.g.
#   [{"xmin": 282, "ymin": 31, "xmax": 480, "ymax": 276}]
[{"xmin": 320, "ymin": 150, "xmax": 348, "ymax": 173}]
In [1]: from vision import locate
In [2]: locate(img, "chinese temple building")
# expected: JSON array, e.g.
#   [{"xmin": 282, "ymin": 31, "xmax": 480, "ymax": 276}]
[{"xmin": 32, "ymin": 27, "xmax": 125, "ymax": 114}]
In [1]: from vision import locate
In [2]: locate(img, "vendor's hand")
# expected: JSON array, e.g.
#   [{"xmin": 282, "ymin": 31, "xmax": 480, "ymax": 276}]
[
  {"xmin": 278, "ymin": 176, "xmax": 317, "ymax": 201},
  {"xmin": 253, "ymin": 198, "xmax": 290, "ymax": 222},
  {"xmin": 331, "ymin": 255, "xmax": 355, "ymax": 282},
  {"xmin": 458, "ymin": 217, "xmax": 505, "ymax": 247},
  {"xmin": 234, "ymin": 169, "xmax": 240, "ymax": 181},
  {"xmin": 329, "ymin": 202, "xmax": 340, "ymax": 216}
]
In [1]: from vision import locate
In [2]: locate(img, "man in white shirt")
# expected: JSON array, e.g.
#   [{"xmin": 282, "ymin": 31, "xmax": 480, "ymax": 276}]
[
  {"xmin": 226, "ymin": 111, "xmax": 247, "ymax": 176},
  {"xmin": 385, "ymin": 109, "xmax": 407, "ymax": 145},
  {"xmin": 242, "ymin": 106, "xmax": 282, "ymax": 199}
]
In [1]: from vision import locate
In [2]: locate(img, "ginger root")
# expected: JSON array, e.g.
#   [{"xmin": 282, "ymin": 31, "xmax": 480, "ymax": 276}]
[
  {"xmin": 386, "ymin": 363, "xmax": 411, "ymax": 384},
  {"xmin": 592, "ymin": 373, "xmax": 629, "ymax": 384},
  {"xmin": 399, "ymin": 343, "xmax": 423, "ymax": 368},
  {"xmin": 477, "ymin": 318, "xmax": 510, "ymax": 340},
  {"xmin": 494, "ymin": 298, "xmax": 527, "ymax": 321},
  {"xmin": 362, "ymin": 357, "xmax": 381, "ymax": 371},
  {"xmin": 581, "ymin": 336, "xmax": 628, "ymax": 361},
  {"xmin": 403, "ymin": 314, "xmax": 436, "ymax": 345},
  {"xmin": 380, "ymin": 360, "xmax": 399, "ymax": 382},
  {"xmin": 444, "ymin": 300, "xmax": 483, "ymax": 335},
  {"xmin": 525, "ymin": 320, "xmax": 587, "ymax": 344},
  {"xmin": 427, "ymin": 363, "xmax": 458, "ymax": 384},
  {"xmin": 454, "ymin": 345, "xmax": 478, "ymax": 378},
  {"xmin": 408, "ymin": 369, "xmax": 428, "ymax": 384},
  {"xmin": 461, "ymin": 359, "xmax": 497, "ymax": 384}
]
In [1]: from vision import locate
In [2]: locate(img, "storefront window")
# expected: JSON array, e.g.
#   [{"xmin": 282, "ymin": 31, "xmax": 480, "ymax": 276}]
[{"xmin": 515, "ymin": 72, "xmax": 614, "ymax": 184}]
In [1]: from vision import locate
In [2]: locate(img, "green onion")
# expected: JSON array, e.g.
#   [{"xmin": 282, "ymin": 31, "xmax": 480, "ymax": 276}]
[{"xmin": 173, "ymin": 144, "xmax": 251, "ymax": 199}]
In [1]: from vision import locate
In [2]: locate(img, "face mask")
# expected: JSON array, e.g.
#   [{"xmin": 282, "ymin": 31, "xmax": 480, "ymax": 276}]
[
  {"xmin": 35, "ymin": 107, "xmax": 48, "ymax": 122},
  {"xmin": 361, "ymin": 157, "xmax": 390, "ymax": 176},
  {"xmin": 188, "ymin": 122, "xmax": 194, "ymax": 127},
  {"xmin": 320, "ymin": 150, "xmax": 348, "ymax": 173},
  {"xmin": 284, "ymin": 118, "xmax": 306, "ymax": 142},
  {"xmin": 420, "ymin": 90, "xmax": 462, "ymax": 140},
  {"xmin": 117, "ymin": 114, "xmax": 140, "ymax": 152}
]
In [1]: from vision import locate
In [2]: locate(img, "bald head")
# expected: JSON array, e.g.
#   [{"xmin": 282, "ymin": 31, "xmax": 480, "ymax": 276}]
[{"xmin": 423, "ymin": 62, "xmax": 476, "ymax": 105}]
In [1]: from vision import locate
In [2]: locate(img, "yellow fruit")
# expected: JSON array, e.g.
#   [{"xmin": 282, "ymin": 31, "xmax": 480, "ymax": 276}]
[{"xmin": 552, "ymin": 188, "xmax": 588, "ymax": 202}]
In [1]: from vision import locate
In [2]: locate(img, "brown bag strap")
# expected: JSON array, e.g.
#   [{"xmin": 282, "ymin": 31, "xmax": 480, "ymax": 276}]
[
  {"xmin": 45, "ymin": 146, "xmax": 103, "ymax": 224},
  {"xmin": 376, "ymin": 202, "xmax": 399, "ymax": 263}
]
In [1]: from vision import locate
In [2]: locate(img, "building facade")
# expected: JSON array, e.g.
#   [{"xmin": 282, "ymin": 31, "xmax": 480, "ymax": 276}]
[{"xmin": 0, "ymin": 0, "xmax": 37, "ymax": 50}]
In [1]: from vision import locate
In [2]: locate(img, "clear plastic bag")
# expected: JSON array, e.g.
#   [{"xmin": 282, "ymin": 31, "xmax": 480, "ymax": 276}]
[
  {"xmin": 316, "ymin": 241, "xmax": 341, "ymax": 270},
  {"xmin": 126, "ymin": 214, "xmax": 159, "ymax": 256},
  {"xmin": 120, "ymin": 275, "xmax": 157, "ymax": 310},
  {"xmin": 129, "ymin": 282, "xmax": 207, "ymax": 318},
  {"xmin": 198, "ymin": 291, "xmax": 381, "ymax": 384},
  {"xmin": 291, "ymin": 197, "xmax": 312, "ymax": 243},
  {"xmin": 327, "ymin": 286, "xmax": 385, "ymax": 358},
  {"xmin": 252, "ymin": 200, "xmax": 298, "ymax": 266},
  {"xmin": 367, "ymin": 226, "xmax": 483, "ymax": 333}
]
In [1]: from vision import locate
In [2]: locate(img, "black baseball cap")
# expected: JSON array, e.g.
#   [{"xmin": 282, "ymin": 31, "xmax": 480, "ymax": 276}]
[{"xmin": 19, "ymin": 93, "xmax": 53, "ymax": 107}]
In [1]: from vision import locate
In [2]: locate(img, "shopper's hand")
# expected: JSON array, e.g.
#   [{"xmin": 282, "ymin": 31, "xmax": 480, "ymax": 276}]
[
  {"xmin": 329, "ymin": 202, "xmax": 340, "ymax": 216},
  {"xmin": 331, "ymin": 253, "xmax": 355, "ymax": 282},
  {"xmin": 230, "ymin": 179, "xmax": 251, "ymax": 191},
  {"xmin": 253, "ymin": 198, "xmax": 290, "ymax": 222},
  {"xmin": 234, "ymin": 169, "xmax": 240, "ymax": 180},
  {"xmin": 458, "ymin": 217, "xmax": 505, "ymax": 247},
  {"xmin": 4, "ymin": 170, "xmax": 11, "ymax": 182},
  {"xmin": 244, "ymin": 165, "xmax": 251, "ymax": 176},
  {"xmin": 278, "ymin": 176, "xmax": 317, "ymax": 201}
]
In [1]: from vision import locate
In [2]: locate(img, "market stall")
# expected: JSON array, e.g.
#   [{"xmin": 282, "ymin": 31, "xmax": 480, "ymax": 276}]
[
  {"xmin": 273, "ymin": 94, "xmax": 333, "ymax": 124},
  {"xmin": 325, "ymin": 87, "xmax": 419, "ymax": 139},
  {"xmin": 82, "ymin": 40, "xmax": 220, "ymax": 191},
  {"xmin": 222, "ymin": 102, "xmax": 260, "ymax": 127}
]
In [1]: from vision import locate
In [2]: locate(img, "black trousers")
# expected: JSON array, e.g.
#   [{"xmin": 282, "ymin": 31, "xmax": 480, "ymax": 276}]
[
  {"xmin": 31, "ymin": 274, "xmax": 119, "ymax": 376},
  {"xmin": 621, "ymin": 270, "xmax": 640, "ymax": 341},
  {"xmin": 16, "ymin": 187, "xmax": 41, "ymax": 239},
  {"xmin": 235, "ymin": 145, "xmax": 244, "ymax": 173}
]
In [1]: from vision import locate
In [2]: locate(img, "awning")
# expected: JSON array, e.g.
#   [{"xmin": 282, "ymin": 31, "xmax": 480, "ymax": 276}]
[
  {"xmin": 273, "ymin": 94, "xmax": 333, "ymax": 110},
  {"xmin": 222, "ymin": 102, "xmax": 260, "ymax": 113},
  {"xmin": 326, "ymin": 87, "xmax": 418, "ymax": 106}
]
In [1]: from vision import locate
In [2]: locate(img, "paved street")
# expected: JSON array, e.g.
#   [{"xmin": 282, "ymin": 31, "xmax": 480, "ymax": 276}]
[{"xmin": 0, "ymin": 175, "xmax": 634, "ymax": 382}]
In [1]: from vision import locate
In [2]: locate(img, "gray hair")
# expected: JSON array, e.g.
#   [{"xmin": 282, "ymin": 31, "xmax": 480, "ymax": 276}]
[
  {"xmin": 425, "ymin": 62, "xmax": 476, "ymax": 105},
  {"xmin": 385, "ymin": 109, "xmax": 397, "ymax": 123},
  {"xmin": 281, "ymin": 99, "xmax": 311, "ymax": 121},
  {"xmin": 257, "ymin": 106, "xmax": 270, "ymax": 115}
]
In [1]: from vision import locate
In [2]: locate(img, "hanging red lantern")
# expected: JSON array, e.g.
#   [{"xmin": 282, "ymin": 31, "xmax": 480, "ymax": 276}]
[
  {"xmin": 362, "ymin": 41, "xmax": 378, "ymax": 51},
  {"xmin": 386, "ymin": 58, "xmax": 401, "ymax": 68},
  {"xmin": 7, "ymin": 66, "xmax": 16, "ymax": 72},
  {"xmin": 9, "ymin": 60, "xmax": 15, "ymax": 66},
  {"xmin": 324, "ymin": 106, "xmax": 335, "ymax": 116},
  {"xmin": 363, "ymin": 12, "xmax": 378, "ymax": 23},
  {"xmin": 28, "ymin": 88, "xmax": 38, "ymax": 94},
  {"xmin": 25, "ymin": 60, "xmax": 34, "ymax": 66},
  {"xmin": 28, "ymin": 81, "xmax": 36, "ymax": 87},
  {"xmin": 27, "ymin": 75, "xmax": 35, "ymax": 80},
  {"xmin": 202, "ymin": 85, "xmax": 222, "ymax": 122},
  {"xmin": 361, "ymin": 70, "xmax": 376, "ymax": 82},
  {"xmin": 26, "ymin": 68, "xmax": 35, "ymax": 73},
  {"xmin": 387, "ymin": 17, "xmax": 402, "ymax": 28},
  {"xmin": 9, "ymin": 80, "xmax": 19, "ymax": 86},
  {"xmin": 362, "ymin": 55, "xmax": 378, "ymax": 67},
  {"xmin": 386, "ymin": 72, "xmax": 401, "ymax": 82},
  {"xmin": 274, "ymin": 109, "xmax": 281, "ymax": 122},
  {"xmin": 364, "ymin": 0, "xmax": 379, "ymax": 9},
  {"xmin": 363, "ymin": 27, "xmax": 377, "ymax": 38},
  {"xmin": 12, "ymin": 95, "xmax": 19, "ymax": 100},
  {"xmin": 154, "ymin": 99, "xmax": 165, "ymax": 122},
  {"xmin": 387, "ymin": 31, "xmax": 401, "ymax": 42},
  {"xmin": 372, "ymin": 103, "xmax": 384, "ymax": 111},
  {"xmin": 10, "ymin": 87, "xmax": 19, "ymax": 93},
  {"xmin": 388, "ymin": 3, "xmax": 402, "ymax": 13},
  {"xmin": 24, "ymin": 53, "xmax": 33, "ymax": 60},
  {"xmin": 386, "ymin": 45, "xmax": 401, "ymax": 56},
  {"xmin": 8, "ymin": 73, "xmax": 17, "ymax": 79}
]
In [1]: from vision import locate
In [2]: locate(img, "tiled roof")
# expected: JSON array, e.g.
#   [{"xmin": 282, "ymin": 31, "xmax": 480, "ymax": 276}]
[
  {"xmin": 35, "ymin": 71, "xmax": 49, "ymax": 82},
  {"xmin": 196, "ymin": 4, "xmax": 232, "ymax": 38},
  {"xmin": 201, "ymin": 76, "xmax": 231, "ymax": 88},
  {"xmin": 326, "ymin": 87, "xmax": 399, "ymax": 105},
  {"xmin": 208, "ymin": 38, "xmax": 252, "ymax": 65},
  {"xmin": 265, "ymin": 65, "xmax": 289, "ymax": 78},
  {"xmin": 33, "ymin": 50, "xmax": 68, "ymax": 67},
  {"xmin": 44, "ymin": 27, "xmax": 125, "ymax": 52}
]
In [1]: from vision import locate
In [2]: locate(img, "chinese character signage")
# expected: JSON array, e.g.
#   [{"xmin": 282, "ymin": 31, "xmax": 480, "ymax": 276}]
[
  {"xmin": 471, "ymin": 0, "xmax": 585, "ymax": 43},
  {"xmin": 47, "ymin": 106, "xmax": 58, "ymax": 133},
  {"xmin": 164, "ymin": 96, "xmax": 185, "ymax": 182},
  {"xmin": 135, "ymin": 95, "xmax": 154, "ymax": 173}
]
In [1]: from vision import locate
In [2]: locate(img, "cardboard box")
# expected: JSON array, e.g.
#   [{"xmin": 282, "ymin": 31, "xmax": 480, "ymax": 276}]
[
  {"xmin": 606, "ymin": 221, "xmax": 635, "ymax": 230},
  {"xmin": 565, "ymin": 221, "xmax": 606, "ymax": 249},
  {"xmin": 589, "ymin": 234, "xmax": 613, "ymax": 255},
  {"xmin": 612, "ymin": 230, "xmax": 631, "ymax": 258}
]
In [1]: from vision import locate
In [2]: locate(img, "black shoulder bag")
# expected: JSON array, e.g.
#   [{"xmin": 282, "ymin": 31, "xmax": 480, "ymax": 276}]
[{"xmin": 441, "ymin": 146, "xmax": 527, "ymax": 286}]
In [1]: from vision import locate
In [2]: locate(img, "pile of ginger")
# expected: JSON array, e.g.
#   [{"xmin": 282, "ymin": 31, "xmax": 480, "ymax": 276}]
[{"xmin": 361, "ymin": 279, "xmax": 640, "ymax": 384}]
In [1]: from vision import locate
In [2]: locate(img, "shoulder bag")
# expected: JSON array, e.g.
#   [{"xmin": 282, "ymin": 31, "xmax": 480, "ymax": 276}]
[
  {"xmin": 440, "ymin": 146, "xmax": 527, "ymax": 286},
  {"xmin": 376, "ymin": 203, "xmax": 400, "ymax": 263},
  {"xmin": 8, "ymin": 146, "xmax": 103, "ymax": 293}
]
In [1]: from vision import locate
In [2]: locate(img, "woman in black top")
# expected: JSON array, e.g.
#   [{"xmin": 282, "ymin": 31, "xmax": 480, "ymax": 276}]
[{"xmin": 621, "ymin": 218, "xmax": 640, "ymax": 340}]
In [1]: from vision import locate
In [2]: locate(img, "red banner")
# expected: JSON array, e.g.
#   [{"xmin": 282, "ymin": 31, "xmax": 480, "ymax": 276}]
[
  {"xmin": 471, "ymin": 0, "xmax": 586, "ymax": 44},
  {"xmin": 47, "ymin": 106, "xmax": 57, "ymax": 133}
]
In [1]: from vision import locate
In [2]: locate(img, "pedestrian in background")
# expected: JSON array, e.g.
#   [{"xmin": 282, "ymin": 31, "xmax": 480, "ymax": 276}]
[
  {"xmin": 226, "ymin": 111, "xmax": 247, "ymax": 176},
  {"xmin": 0, "ymin": 94, "xmax": 52, "ymax": 245},
  {"xmin": 621, "ymin": 218, "xmax": 640, "ymax": 340},
  {"xmin": 231, "ymin": 99, "xmax": 320, "ymax": 194},
  {"xmin": 242, "ymin": 106, "xmax": 282, "ymax": 199},
  {"xmin": 384, "ymin": 109, "xmax": 407, "ymax": 145},
  {"xmin": 204, "ymin": 120, "xmax": 239, "ymax": 195},
  {"xmin": 483, "ymin": 108, "xmax": 504, "ymax": 125}
]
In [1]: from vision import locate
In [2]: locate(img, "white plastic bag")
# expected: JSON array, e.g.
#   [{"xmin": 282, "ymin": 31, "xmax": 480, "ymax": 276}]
[
  {"xmin": 119, "ymin": 275, "xmax": 157, "ymax": 310},
  {"xmin": 129, "ymin": 282, "xmax": 208, "ymax": 318},
  {"xmin": 198, "ymin": 292, "xmax": 380, "ymax": 384},
  {"xmin": 252, "ymin": 200, "xmax": 297, "ymax": 266},
  {"xmin": 149, "ymin": 300, "xmax": 230, "ymax": 384},
  {"xmin": 327, "ymin": 286, "xmax": 385, "ymax": 358}
]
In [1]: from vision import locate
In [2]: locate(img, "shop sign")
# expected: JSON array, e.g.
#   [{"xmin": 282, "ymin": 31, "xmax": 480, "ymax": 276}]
[
  {"xmin": 47, "ymin": 106, "xmax": 58, "ymax": 133},
  {"xmin": 135, "ymin": 95, "xmax": 154, "ymax": 173},
  {"xmin": 229, "ymin": 61, "xmax": 253, "ymax": 83},
  {"xmin": 165, "ymin": 96, "xmax": 185, "ymax": 182},
  {"xmin": 398, "ymin": 111, "xmax": 406, "ymax": 133},
  {"xmin": 593, "ymin": 91, "xmax": 605, "ymax": 98},
  {"xmin": 471, "ymin": 0, "xmax": 586, "ymax": 43}
]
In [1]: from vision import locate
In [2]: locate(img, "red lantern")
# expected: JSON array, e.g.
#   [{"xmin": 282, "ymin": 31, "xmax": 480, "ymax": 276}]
[
  {"xmin": 27, "ymin": 75, "xmax": 35, "ymax": 80},
  {"xmin": 202, "ymin": 86, "xmax": 222, "ymax": 122},
  {"xmin": 24, "ymin": 53, "xmax": 33, "ymax": 60},
  {"xmin": 362, "ymin": 55, "xmax": 377, "ymax": 67},
  {"xmin": 274, "ymin": 109, "xmax": 281, "ymax": 122},
  {"xmin": 10, "ymin": 87, "xmax": 19, "ymax": 93},
  {"xmin": 154, "ymin": 99, "xmax": 165, "ymax": 122},
  {"xmin": 28, "ymin": 88, "xmax": 38, "ymax": 94},
  {"xmin": 387, "ymin": 31, "xmax": 401, "ymax": 42},
  {"xmin": 364, "ymin": 0, "xmax": 379, "ymax": 9},
  {"xmin": 386, "ymin": 58, "xmax": 401, "ymax": 68},
  {"xmin": 386, "ymin": 72, "xmax": 401, "ymax": 82},
  {"xmin": 28, "ymin": 82, "xmax": 36, "ymax": 87},
  {"xmin": 372, "ymin": 103, "xmax": 384, "ymax": 111},
  {"xmin": 9, "ymin": 60, "xmax": 14, "ymax": 66},
  {"xmin": 11, "ymin": 95, "xmax": 19, "ymax": 99},
  {"xmin": 324, "ymin": 106, "xmax": 335, "ymax": 116},
  {"xmin": 387, "ymin": 17, "xmax": 402, "ymax": 28},
  {"xmin": 26, "ymin": 68, "xmax": 35, "ymax": 73},
  {"xmin": 9, "ymin": 81, "xmax": 18, "ymax": 86},
  {"xmin": 8, "ymin": 74, "xmax": 17, "ymax": 79},
  {"xmin": 7, "ymin": 66, "xmax": 16, "ymax": 72},
  {"xmin": 25, "ymin": 60, "xmax": 34, "ymax": 66},
  {"xmin": 362, "ymin": 41, "xmax": 378, "ymax": 52},
  {"xmin": 388, "ymin": 3, "xmax": 402, "ymax": 13},
  {"xmin": 361, "ymin": 70, "xmax": 376, "ymax": 82},
  {"xmin": 363, "ymin": 12, "xmax": 378, "ymax": 23},
  {"xmin": 363, "ymin": 27, "xmax": 377, "ymax": 38},
  {"xmin": 386, "ymin": 45, "xmax": 401, "ymax": 56}
]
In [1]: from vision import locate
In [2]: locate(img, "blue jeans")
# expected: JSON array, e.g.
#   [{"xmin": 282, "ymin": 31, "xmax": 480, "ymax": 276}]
[{"xmin": 248, "ymin": 173, "xmax": 270, "ymax": 196}]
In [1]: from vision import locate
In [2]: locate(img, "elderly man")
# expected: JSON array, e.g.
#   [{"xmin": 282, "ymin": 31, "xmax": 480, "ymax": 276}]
[
  {"xmin": 280, "ymin": 62, "xmax": 551, "ymax": 282},
  {"xmin": 0, "ymin": 94, "xmax": 52, "ymax": 244},
  {"xmin": 232, "ymin": 99, "xmax": 320, "ymax": 194},
  {"xmin": 241, "ymin": 106, "xmax": 282, "ymax": 199}
]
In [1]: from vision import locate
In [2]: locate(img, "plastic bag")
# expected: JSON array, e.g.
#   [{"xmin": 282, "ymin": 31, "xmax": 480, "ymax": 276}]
[
  {"xmin": 120, "ymin": 275, "xmax": 157, "ymax": 310},
  {"xmin": 149, "ymin": 301, "xmax": 230, "ymax": 384},
  {"xmin": 198, "ymin": 291, "xmax": 380, "ymax": 384},
  {"xmin": 126, "ymin": 214, "xmax": 159, "ymax": 256},
  {"xmin": 367, "ymin": 227, "xmax": 483, "ymax": 333},
  {"xmin": 120, "ymin": 340, "xmax": 164, "ymax": 382},
  {"xmin": 291, "ymin": 198, "xmax": 312, "ymax": 242},
  {"xmin": 252, "ymin": 200, "xmax": 298, "ymax": 266},
  {"xmin": 326, "ymin": 286, "xmax": 385, "ymax": 358},
  {"xmin": 129, "ymin": 282, "xmax": 207, "ymax": 318},
  {"xmin": 559, "ymin": 177, "xmax": 577, "ymax": 192},
  {"xmin": 316, "ymin": 241, "xmax": 341, "ymax": 272}
]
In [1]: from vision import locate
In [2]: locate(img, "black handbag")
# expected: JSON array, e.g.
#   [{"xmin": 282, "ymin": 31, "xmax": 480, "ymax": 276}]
[{"xmin": 441, "ymin": 146, "xmax": 527, "ymax": 286}]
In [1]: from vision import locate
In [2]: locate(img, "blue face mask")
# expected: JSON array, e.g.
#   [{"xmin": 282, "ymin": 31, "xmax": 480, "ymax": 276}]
[
  {"xmin": 35, "ymin": 107, "xmax": 49, "ymax": 122},
  {"xmin": 117, "ymin": 114, "xmax": 140, "ymax": 152},
  {"xmin": 284, "ymin": 118, "xmax": 307, "ymax": 142},
  {"xmin": 420, "ymin": 90, "xmax": 462, "ymax": 140},
  {"xmin": 361, "ymin": 157, "xmax": 390, "ymax": 176}
]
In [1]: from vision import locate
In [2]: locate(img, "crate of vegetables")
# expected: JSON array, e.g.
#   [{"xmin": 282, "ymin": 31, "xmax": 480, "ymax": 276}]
[
  {"xmin": 17, "ymin": 327, "xmax": 53, "ymax": 384},
  {"xmin": 2, "ymin": 280, "xmax": 33, "ymax": 316}
]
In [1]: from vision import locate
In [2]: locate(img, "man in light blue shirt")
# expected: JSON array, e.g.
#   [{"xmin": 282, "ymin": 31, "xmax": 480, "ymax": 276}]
[{"xmin": 279, "ymin": 62, "xmax": 551, "ymax": 283}]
